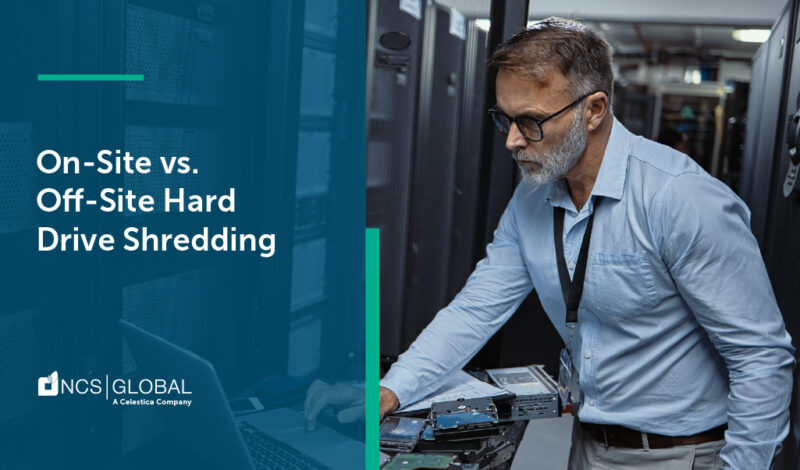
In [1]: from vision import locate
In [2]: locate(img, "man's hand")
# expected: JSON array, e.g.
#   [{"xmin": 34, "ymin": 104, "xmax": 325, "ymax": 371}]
[
  {"xmin": 304, "ymin": 380, "xmax": 365, "ymax": 431},
  {"xmin": 303, "ymin": 381, "xmax": 401, "ymax": 431},
  {"xmin": 379, "ymin": 386, "xmax": 400, "ymax": 420}
]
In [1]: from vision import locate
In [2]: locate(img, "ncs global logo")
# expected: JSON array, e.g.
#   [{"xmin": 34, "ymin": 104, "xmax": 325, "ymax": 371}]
[
  {"xmin": 36, "ymin": 370, "xmax": 193, "ymax": 407},
  {"xmin": 38, "ymin": 371, "xmax": 59, "ymax": 396}
]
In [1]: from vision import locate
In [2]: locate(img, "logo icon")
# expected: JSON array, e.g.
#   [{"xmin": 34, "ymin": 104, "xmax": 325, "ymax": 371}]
[{"xmin": 38, "ymin": 371, "xmax": 58, "ymax": 396}]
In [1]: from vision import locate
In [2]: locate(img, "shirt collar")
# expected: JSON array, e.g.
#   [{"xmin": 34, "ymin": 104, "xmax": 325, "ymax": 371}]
[{"xmin": 546, "ymin": 117, "xmax": 631, "ymax": 210}]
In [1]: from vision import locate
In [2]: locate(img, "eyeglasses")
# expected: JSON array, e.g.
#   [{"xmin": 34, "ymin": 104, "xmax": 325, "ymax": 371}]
[{"xmin": 488, "ymin": 90, "xmax": 605, "ymax": 142}]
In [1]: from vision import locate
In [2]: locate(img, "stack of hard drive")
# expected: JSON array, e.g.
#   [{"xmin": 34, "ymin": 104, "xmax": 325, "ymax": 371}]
[
  {"xmin": 379, "ymin": 416, "xmax": 428, "ymax": 453},
  {"xmin": 380, "ymin": 397, "xmax": 514, "ymax": 468},
  {"xmin": 379, "ymin": 366, "xmax": 559, "ymax": 469}
]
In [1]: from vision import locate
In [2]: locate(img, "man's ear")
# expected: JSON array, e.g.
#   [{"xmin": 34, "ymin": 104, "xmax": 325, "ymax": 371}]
[{"xmin": 585, "ymin": 91, "xmax": 609, "ymax": 132}]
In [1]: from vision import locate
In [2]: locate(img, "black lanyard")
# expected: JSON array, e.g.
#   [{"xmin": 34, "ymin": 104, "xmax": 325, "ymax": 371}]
[{"xmin": 553, "ymin": 204, "xmax": 597, "ymax": 324}]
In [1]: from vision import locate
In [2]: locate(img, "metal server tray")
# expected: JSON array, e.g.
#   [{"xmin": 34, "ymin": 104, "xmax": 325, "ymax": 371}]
[{"xmin": 486, "ymin": 365, "xmax": 559, "ymax": 421}]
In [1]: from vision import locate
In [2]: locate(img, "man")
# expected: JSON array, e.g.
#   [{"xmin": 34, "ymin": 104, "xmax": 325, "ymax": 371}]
[{"xmin": 308, "ymin": 18, "xmax": 795, "ymax": 469}]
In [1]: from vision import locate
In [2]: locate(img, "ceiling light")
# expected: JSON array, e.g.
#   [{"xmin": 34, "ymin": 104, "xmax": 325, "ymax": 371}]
[
  {"xmin": 475, "ymin": 19, "xmax": 490, "ymax": 32},
  {"xmin": 732, "ymin": 29, "xmax": 770, "ymax": 43}
]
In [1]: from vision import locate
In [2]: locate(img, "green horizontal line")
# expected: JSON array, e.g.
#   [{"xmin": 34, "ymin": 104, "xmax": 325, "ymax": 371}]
[{"xmin": 37, "ymin": 74, "xmax": 144, "ymax": 81}]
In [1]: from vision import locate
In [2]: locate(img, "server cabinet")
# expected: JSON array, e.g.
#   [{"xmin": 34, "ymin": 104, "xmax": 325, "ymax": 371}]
[
  {"xmin": 742, "ymin": 3, "xmax": 800, "ymax": 468},
  {"xmin": 739, "ymin": 0, "xmax": 800, "ymax": 331},
  {"xmin": 741, "ymin": 46, "xmax": 767, "ymax": 204},
  {"xmin": 401, "ymin": 4, "xmax": 467, "ymax": 350},
  {"xmin": 366, "ymin": 0, "xmax": 425, "ymax": 357},
  {"xmin": 741, "ymin": 4, "xmax": 793, "ymax": 247},
  {"xmin": 447, "ymin": 23, "xmax": 488, "ymax": 302},
  {"xmin": 718, "ymin": 81, "xmax": 749, "ymax": 193},
  {"xmin": 613, "ymin": 84, "xmax": 655, "ymax": 140},
  {"xmin": 0, "ymin": 4, "xmax": 59, "ymax": 468},
  {"xmin": 763, "ymin": 2, "xmax": 800, "ymax": 341}
]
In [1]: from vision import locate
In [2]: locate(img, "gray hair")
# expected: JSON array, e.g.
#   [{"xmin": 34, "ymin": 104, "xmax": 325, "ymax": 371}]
[{"xmin": 488, "ymin": 17, "xmax": 614, "ymax": 101}]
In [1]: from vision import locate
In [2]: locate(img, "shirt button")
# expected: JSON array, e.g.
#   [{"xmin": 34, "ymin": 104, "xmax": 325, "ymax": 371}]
[
  {"xmin": 568, "ymin": 262, "xmax": 576, "ymax": 269},
  {"xmin": 588, "ymin": 399, "xmax": 596, "ymax": 406},
  {"xmin": 584, "ymin": 350, "xmax": 591, "ymax": 359}
]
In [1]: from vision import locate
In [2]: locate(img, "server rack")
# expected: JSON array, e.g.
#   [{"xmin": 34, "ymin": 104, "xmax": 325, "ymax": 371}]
[
  {"xmin": 367, "ymin": 3, "xmax": 514, "ymax": 358},
  {"xmin": 366, "ymin": 0, "xmax": 564, "ymax": 373},
  {"xmin": 366, "ymin": 0, "xmax": 426, "ymax": 358},
  {"xmin": 401, "ymin": 3, "xmax": 467, "ymax": 350},
  {"xmin": 613, "ymin": 83, "xmax": 655, "ymax": 140},
  {"xmin": 741, "ymin": 45, "xmax": 768, "ymax": 208},
  {"xmin": 303, "ymin": 0, "xmax": 365, "ymax": 381},
  {"xmin": 741, "ymin": 2, "xmax": 800, "ymax": 467},
  {"xmin": 0, "ymin": 2, "xmax": 97, "ymax": 467},
  {"xmin": 447, "ymin": 22, "xmax": 489, "ymax": 301},
  {"xmin": 761, "ymin": 1, "xmax": 800, "ymax": 342},
  {"xmin": 652, "ymin": 84, "xmax": 727, "ymax": 173},
  {"xmin": 109, "ymin": 0, "xmax": 263, "ymax": 460},
  {"xmin": 717, "ymin": 81, "xmax": 749, "ymax": 193},
  {"xmin": 116, "ymin": 0, "xmax": 361, "ymax": 460},
  {"xmin": 740, "ymin": 3, "xmax": 793, "ymax": 248}
]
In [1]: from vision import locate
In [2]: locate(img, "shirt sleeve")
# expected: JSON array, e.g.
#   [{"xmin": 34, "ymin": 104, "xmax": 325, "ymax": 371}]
[
  {"xmin": 651, "ymin": 171, "xmax": 795, "ymax": 469},
  {"xmin": 380, "ymin": 186, "xmax": 534, "ymax": 407}
]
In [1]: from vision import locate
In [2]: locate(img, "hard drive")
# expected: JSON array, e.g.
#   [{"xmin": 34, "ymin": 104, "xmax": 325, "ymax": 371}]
[
  {"xmin": 430, "ymin": 397, "xmax": 499, "ymax": 440},
  {"xmin": 380, "ymin": 416, "xmax": 427, "ymax": 452}
]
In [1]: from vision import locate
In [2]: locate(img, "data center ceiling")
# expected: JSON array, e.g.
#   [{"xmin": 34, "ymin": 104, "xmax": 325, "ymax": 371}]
[{"xmin": 437, "ymin": 0, "xmax": 785, "ymax": 60}]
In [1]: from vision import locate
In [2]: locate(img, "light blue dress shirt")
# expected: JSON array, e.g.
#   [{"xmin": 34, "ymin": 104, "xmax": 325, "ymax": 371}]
[{"xmin": 381, "ymin": 118, "xmax": 795, "ymax": 469}]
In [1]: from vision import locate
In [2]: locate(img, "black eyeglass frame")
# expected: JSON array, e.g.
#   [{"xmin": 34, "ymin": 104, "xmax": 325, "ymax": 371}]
[{"xmin": 488, "ymin": 90, "xmax": 607, "ymax": 142}]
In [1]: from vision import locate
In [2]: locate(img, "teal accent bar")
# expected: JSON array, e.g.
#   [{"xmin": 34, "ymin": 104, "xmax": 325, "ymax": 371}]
[
  {"xmin": 366, "ymin": 228, "xmax": 380, "ymax": 470},
  {"xmin": 37, "ymin": 74, "xmax": 144, "ymax": 81}
]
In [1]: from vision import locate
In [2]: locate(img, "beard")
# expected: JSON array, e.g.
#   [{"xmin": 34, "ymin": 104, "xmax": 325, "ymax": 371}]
[{"xmin": 513, "ymin": 107, "xmax": 588, "ymax": 185}]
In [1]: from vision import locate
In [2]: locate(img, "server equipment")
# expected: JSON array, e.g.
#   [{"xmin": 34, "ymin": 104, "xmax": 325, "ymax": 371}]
[
  {"xmin": 366, "ymin": 0, "xmax": 426, "ymax": 358},
  {"xmin": 368, "ymin": 1, "xmax": 499, "ymax": 360},
  {"xmin": 486, "ymin": 365, "xmax": 559, "ymax": 421},
  {"xmin": 740, "ymin": 3, "xmax": 800, "ymax": 467},
  {"xmin": 740, "ymin": 2, "xmax": 793, "ymax": 247},
  {"xmin": 741, "ymin": 0, "xmax": 800, "ymax": 339},
  {"xmin": 612, "ymin": 83, "xmax": 655, "ymax": 140},
  {"xmin": 366, "ymin": 0, "xmax": 564, "ymax": 381},
  {"xmin": 717, "ymin": 81, "xmax": 749, "ymax": 193},
  {"xmin": 447, "ymin": 21, "xmax": 489, "ymax": 302},
  {"xmin": 431, "ymin": 397, "xmax": 500, "ymax": 440},
  {"xmin": 401, "ymin": 3, "xmax": 468, "ymax": 351},
  {"xmin": 380, "ymin": 416, "xmax": 428, "ymax": 452}
]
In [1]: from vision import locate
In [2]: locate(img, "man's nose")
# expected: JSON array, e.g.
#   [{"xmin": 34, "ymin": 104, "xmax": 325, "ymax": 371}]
[{"xmin": 505, "ymin": 122, "xmax": 528, "ymax": 151}]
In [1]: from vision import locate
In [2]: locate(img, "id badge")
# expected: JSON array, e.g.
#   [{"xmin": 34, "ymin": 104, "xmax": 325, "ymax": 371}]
[
  {"xmin": 558, "ymin": 348, "xmax": 581, "ymax": 415},
  {"xmin": 558, "ymin": 348, "xmax": 572, "ymax": 406}
]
